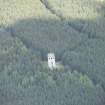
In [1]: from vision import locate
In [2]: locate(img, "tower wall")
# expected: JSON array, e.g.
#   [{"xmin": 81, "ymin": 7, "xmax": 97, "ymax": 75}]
[{"xmin": 48, "ymin": 53, "xmax": 56, "ymax": 70}]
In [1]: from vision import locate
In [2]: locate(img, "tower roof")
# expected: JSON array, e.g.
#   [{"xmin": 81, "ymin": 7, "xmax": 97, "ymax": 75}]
[{"xmin": 48, "ymin": 53, "xmax": 55, "ymax": 58}]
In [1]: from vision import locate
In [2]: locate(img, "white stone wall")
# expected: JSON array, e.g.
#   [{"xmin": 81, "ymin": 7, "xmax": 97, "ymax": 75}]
[{"xmin": 48, "ymin": 53, "xmax": 56, "ymax": 70}]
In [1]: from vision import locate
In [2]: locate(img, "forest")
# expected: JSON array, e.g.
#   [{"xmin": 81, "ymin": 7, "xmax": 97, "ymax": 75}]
[{"xmin": 0, "ymin": 0, "xmax": 105, "ymax": 105}]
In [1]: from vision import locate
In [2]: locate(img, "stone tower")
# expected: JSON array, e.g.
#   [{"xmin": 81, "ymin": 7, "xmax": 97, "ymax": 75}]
[{"xmin": 48, "ymin": 53, "xmax": 56, "ymax": 70}]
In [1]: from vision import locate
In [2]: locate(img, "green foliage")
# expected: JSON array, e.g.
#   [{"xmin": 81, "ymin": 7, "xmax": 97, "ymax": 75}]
[
  {"xmin": 62, "ymin": 38, "xmax": 105, "ymax": 90},
  {"xmin": 12, "ymin": 19, "xmax": 87, "ymax": 61},
  {"xmin": 41, "ymin": 0, "xmax": 99, "ymax": 19},
  {"xmin": 0, "ymin": 0, "xmax": 105, "ymax": 105}
]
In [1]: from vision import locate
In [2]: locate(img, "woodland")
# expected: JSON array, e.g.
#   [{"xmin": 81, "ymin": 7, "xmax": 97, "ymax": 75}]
[{"xmin": 0, "ymin": 0, "xmax": 105, "ymax": 105}]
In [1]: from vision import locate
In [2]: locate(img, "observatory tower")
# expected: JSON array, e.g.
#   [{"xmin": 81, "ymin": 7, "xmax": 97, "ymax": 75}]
[{"xmin": 48, "ymin": 53, "xmax": 56, "ymax": 70}]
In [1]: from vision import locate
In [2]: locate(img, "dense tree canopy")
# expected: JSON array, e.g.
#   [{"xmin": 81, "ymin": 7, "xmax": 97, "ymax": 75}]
[{"xmin": 0, "ymin": 0, "xmax": 105, "ymax": 105}]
